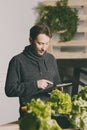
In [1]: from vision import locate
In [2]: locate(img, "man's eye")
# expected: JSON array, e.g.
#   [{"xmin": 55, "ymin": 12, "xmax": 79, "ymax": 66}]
[{"xmin": 38, "ymin": 42, "xmax": 42, "ymax": 45}]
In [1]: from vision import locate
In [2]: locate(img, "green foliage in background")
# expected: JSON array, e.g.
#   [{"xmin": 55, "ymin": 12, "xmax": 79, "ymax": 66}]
[{"xmin": 36, "ymin": 0, "xmax": 79, "ymax": 42}]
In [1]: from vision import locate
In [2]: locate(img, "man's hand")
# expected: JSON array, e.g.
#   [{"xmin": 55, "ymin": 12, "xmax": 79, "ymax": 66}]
[{"xmin": 37, "ymin": 79, "xmax": 53, "ymax": 89}]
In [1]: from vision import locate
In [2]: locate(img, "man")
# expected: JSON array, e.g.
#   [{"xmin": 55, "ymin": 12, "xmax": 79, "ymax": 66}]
[{"xmin": 5, "ymin": 23, "xmax": 61, "ymax": 117}]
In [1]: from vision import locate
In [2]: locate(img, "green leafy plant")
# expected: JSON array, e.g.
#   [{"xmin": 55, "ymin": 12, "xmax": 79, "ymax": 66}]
[
  {"xmin": 68, "ymin": 86, "xmax": 87, "ymax": 130},
  {"xmin": 36, "ymin": 0, "xmax": 79, "ymax": 42},
  {"xmin": 50, "ymin": 89, "xmax": 72, "ymax": 114},
  {"xmin": 20, "ymin": 99, "xmax": 62, "ymax": 130},
  {"xmin": 19, "ymin": 86, "xmax": 87, "ymax": 130}
]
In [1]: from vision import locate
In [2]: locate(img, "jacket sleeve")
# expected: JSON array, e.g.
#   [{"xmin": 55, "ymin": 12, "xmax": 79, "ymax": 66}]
[{"xmin": 5, "ymin": 57, "xmax": 38, "ymax": 98}]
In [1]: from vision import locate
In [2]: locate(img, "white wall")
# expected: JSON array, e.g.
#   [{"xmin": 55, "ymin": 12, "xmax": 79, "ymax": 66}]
[{"xmin": 0, "ymin": 0, "xmax": 44, "ymax": 125}]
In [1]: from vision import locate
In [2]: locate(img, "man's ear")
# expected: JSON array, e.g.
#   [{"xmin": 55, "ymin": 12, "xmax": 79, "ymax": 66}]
[{"xmin": 29, "ymin": 38, "xmax": 33, "ymax": 45}]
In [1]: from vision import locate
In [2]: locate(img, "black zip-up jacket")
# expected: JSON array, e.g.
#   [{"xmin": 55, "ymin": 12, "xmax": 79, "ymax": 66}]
[{"xmin": 5, "ymin": 45, "xmax": 61, "ymax": 117}]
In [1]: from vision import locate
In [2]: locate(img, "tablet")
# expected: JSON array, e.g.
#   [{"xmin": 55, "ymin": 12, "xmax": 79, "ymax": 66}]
[{"xmin": 34, "ymin": 82, "xmax": 72, "ymax": 95}]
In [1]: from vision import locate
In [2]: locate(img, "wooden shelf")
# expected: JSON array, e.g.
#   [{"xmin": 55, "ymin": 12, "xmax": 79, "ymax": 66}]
[
  {"xmin": 79, "ymin": 15, "xmax": 87, "ymax": 20},
  {"xmin": 51, "ymin": 40, "xmax": 87, "ymax": 47},
  {"xmin": 52, "ymin": 52, "xmax": 87, "ymax": 59},
  {"xmin": 77, "ymin": 26, "xmax": 87, "ymax": 33},
  {"xmin": 43, "ymin": 0, "xmax": 87, "ymax": 6}
]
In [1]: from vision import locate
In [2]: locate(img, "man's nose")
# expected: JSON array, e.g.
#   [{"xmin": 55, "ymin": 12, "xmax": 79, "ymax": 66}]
[{"xmin": 42, "ymin": 45, "xmax": 47, "ymax": 51}]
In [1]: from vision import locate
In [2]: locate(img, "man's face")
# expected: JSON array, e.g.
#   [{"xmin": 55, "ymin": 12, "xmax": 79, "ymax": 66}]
[{"xmin": 33, "ymin": 34, "xmax": 51, "ymax": 55}]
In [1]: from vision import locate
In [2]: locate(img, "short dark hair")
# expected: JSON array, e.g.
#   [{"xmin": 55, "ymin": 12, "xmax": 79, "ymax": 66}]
[{"xmin": 30, "ymin": 23, "xmax": 52, "ymax": 40}]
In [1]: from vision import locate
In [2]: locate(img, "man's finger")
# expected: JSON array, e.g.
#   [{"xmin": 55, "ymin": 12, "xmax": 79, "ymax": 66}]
[{"xmin": 45, "ymin": 80, "xmax": 53, "ymax": 85}]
